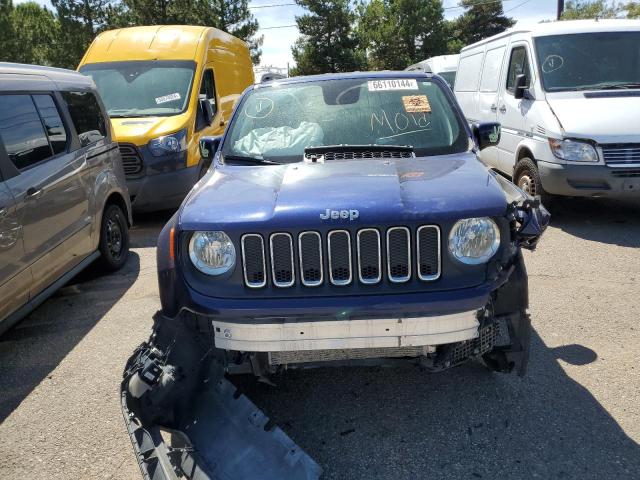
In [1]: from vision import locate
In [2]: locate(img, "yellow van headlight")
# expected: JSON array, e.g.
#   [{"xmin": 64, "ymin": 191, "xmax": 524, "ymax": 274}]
[{"xmin": 148, "ymin": 129, "xmax": 187, "ymax": 157}]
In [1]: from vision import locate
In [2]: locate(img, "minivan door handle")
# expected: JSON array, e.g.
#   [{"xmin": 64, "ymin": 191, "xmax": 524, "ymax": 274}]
[
  {"xmin": 499, "ymin": 105, "xmax": 507, "ymax": 114},
  {"xmin": 490, "ymin": 104, "xmax": 497, "ymax": 112},
  {"xmin": 25, "ymin": 187, "xmax": 43, "ymax": 199}
]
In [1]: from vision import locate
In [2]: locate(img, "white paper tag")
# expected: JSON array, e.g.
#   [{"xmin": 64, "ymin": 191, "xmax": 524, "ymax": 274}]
[
  {"xmin": 368, "ymin": 79, "xmax": 418, "ymax": 91},
  {"xmin": 155, "ymin": 93, "xmax": 181, "ymax": 104}
]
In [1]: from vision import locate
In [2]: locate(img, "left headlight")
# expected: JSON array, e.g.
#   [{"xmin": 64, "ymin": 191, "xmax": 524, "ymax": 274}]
[
  {"xmin": 148, "ymin": 128, "xmax": 187, "ymax": 157},
  {"xmin": 548, "ymin": 138, "xmax": 598, "ymax": 163},
  {"xmin": 449, "ymin": 217, "xmax": 500, "ymax": 265},
  {"xmin": 189, "ymin": 231, "xmax": 236, "ymax": 275}
]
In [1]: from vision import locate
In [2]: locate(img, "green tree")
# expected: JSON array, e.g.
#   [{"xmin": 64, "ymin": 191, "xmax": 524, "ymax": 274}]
[
  {"xmin": 0, "ymin": 0, "xmax": 16, "ymax": 62},
  {"xmin": 627, "ymin": 1, "xmax": 640, "ymax": 16},
  {"xmin": 357, "ymin": 0, "xmax": 447, "ymax": 70},
  {"xmin": 291, "ymin": 0, "xmax": 363, "ymax": 75},
  {"xmin": 449, "ymin": 0, "xmax": 515, "ymax": 49},
  {"xmin": 561, "ymin": 0, "xmax": 623, "ymax": 19},
  {"xmin": 11, "ymin": 2, "xmax": 58, "ymax": 65},
  {"xmin": 51, "ymin": 0, "xmax": 116, "ymax": 68},
  {"xmin": 191, "ymin": 0, "xmax": 263, "ymax": 64}
]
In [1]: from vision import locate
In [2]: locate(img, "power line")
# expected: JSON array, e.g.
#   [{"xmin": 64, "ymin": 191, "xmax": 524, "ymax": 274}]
[
  {"xmin": 258, "ymin": 24, "xmax": 298, "ymax": 30},
  {"xmin": 255, "ymin": 0, "xmax": 529, "ymax": 31},
  {"xmin": 250, "ymin": 0, "xmax": 520, "ymax": 11},
  {"xmin": 443, "ymin": 0, "xmax": 516, "ymax": 10},
  {"xmin": 249, "ymin": 3, "xmax": 295, "ymax": 9},
  {"xmin": 504, "ymin": 0, "xmax": 533, "ymax": 14}
]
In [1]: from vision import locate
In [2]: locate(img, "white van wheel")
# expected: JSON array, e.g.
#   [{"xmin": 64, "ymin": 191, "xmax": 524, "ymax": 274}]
[{"xmin": 514, "ymin": 158, "xmax": 546, "ymax": 199}]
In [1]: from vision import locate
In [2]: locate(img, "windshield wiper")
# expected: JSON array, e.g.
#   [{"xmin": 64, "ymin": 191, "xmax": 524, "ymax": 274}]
[
  {"xmin": 573, "ymin": 82, "xmax": 640, "ymax": 91},
  {"xmin": 222, "ymin": 154, "xmax": 282, "ymax": 165},
  {"xmin": 305, "ymin": 144, "xmax": 414, "ymax": 155}
]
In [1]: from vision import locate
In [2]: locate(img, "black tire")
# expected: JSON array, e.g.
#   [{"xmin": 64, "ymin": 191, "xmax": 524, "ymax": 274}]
[
  {"xmin": 98, "ymin": 204, "xmax": 129, "ymax": 272},
  {"xmin": 513, "ymin": 157, "xmax": 549, "ymax": 202}
]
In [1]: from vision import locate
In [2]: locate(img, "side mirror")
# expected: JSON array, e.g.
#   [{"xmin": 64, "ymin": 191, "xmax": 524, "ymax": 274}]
[
  {"xmin": 472, "ymin": 122, "xmax": 501, "ymax": 151},
  {"xmin": 514, "ymin": 74, "xmax": 528, "ymax": 100},
  {"xmin": 199, "ymin": 135, "xmax": 222, "ymax": 160},
  {"xmin": 199, "ymin": 97, "xmax": 214, "ymax": 126}
]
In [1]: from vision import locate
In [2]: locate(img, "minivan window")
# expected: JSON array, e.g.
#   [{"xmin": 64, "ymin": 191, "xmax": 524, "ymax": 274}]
[
  {"xmin": 535, "ymin": 32, "xmax": 640, "ymax": 92},
  {"xmin": 61, "ymin": 91, "xmax": 106, "ymax": 147},
  {"xmin": 33, "ymin": 95, "xmax": 67, "ymax": 155},
  {"xmin": 506, "ymin": 46, "xmax": 531, "ymax": 92},
  {"xmin": 80, "ymin": 60, "xmax": 196, "ymax": 118},
  {"xmin": 222, "ymin": 78, "xmax": 469, "ymax": 163},
  {"xmin": 0, "ymin": 95, "xmax": 52, "ymax": 170}
]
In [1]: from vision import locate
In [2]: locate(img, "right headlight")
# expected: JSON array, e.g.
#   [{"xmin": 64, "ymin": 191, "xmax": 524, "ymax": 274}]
[
  {"xmin": 548, "ymin": 138, "xmax": 598, "ymax": 162},
  {"xmin": 189, "ymin": 231, "xmax": 236, "ymax": 275},
  {"xmin": 448, "ymin": 217, "xmax": 500, "ymax": 265}
]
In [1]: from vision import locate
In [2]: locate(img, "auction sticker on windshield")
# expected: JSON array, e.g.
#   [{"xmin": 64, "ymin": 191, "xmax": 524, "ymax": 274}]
[
  {"xmin": 368, "ymin": 79, "xmax": 418, "ymax": 91},
  {"xmin": 155, "ymin": 93, "xmax": 181, "ymax": 104},
  {"xmin": 402, "ymin": 95, "xmax": 431, "ymax": 113}
]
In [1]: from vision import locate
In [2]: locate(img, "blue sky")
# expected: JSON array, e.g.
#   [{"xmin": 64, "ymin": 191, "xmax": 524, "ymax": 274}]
[{"xmin": 17, "ymin": 0, "xmax": 560, "ymax": 67}]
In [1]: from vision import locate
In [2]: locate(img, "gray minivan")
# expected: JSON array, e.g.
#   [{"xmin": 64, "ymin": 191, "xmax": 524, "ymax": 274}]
[{"xmin": 0, "ymin": 63, "xmax": 132, "ymax": 335}]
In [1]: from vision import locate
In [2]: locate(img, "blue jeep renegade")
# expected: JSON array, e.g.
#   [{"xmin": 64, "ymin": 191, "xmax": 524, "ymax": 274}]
[{"xmin": 122, "ymin": 72, "xmax": 549, "ymax": 480}]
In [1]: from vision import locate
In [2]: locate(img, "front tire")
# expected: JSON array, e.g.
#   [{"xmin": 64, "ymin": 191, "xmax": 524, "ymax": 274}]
[
  {"xmin": 514, "ymin": 157, "xmax": 549, "ymax": 203},
  {"xmin": 98, "ymin": 204, "xmax": 129, "ymax": 272}
]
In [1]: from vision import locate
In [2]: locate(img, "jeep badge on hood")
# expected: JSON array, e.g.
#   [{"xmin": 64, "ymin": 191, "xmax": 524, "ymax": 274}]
[{"xmin": 320, "ymin": 209, "xmax": 360, "ymax": 220}]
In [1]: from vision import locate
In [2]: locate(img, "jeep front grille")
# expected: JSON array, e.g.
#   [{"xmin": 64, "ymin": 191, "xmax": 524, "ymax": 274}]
[
  {"xmin": 328, "ymin": 230, "xmax": 352, "ymax": 285},
  {"xmin": 269, "ymin": 233, "xmax": 295, "ymax": 288},
  {"xmin": 118, "ymin": 143, "xmax": 143, "ymax": 177},
  {"xmin": 240, "ymin": 226, "xmax": 441, "ymax": 289},
  {"xmin": 357, "ymin": 229, "xmax": 381, "ymax": 284},
  {"xmin": 298, "ymin": 232, "xmax": 323, "ymax": 286},
  {"xmin": 241, "ymin": 234, "xmax": 266, "ymax": 288}
]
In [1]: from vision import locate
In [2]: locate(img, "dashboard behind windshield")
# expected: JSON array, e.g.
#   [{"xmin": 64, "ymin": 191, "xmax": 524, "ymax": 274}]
[
  {"xmin": 535, "ymin": 32, "xmax": 640, "ymax": 92},
  {"xmin": 222, "ymin": 77, "xmax": 469, "ymax": 164},
  {"xmin": 80, "ymin": 60, "xmax": 195, "ymax": 117}
]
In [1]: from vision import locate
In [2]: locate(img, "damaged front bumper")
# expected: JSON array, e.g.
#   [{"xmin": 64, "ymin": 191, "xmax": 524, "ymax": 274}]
[{"xmin": 121, "ymin": 325, "xmax": 322, "ymax": 480}]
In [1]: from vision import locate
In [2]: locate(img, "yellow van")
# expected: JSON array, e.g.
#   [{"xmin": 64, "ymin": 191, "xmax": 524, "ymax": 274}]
[{"xmin": 78, "ymin": 26, "xmax": 254, "ymax": 211}]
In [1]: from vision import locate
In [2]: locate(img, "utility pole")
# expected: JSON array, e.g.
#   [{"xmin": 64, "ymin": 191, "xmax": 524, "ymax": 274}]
[{"xmin": 557, "ymin": 0, "xmax": 565, "ymax": 20}]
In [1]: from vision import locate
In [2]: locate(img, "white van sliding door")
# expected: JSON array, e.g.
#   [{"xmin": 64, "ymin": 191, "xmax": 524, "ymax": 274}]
[
  {"xmin": 477, "ymin": 45, "xmax": 506, "ymax": 168},
  {"xmin": 498, "ymin": 42, "xmax": 534, "ymax": 174}
]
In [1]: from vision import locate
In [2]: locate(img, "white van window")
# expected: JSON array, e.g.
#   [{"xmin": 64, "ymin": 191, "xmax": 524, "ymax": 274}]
[
  {"xmin": 480, "ymin": 47, "xmax": 506, "ymax": 93},
  {"xmin": 506, "ymin": 46, "xmax": 531, "ymax": 92},
  {"xmin": 456, "ymin": 52, "xmax": 484, "ymax": 92}
]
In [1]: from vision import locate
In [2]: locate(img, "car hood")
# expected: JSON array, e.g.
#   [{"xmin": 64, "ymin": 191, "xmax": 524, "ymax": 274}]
[
  {"xmin": 546, "ymin": 93, "xmax": 640, "ymax": 142},
  {"xmin": 178, "ymin": 153, "xmax": 508, "ymax": 231},
  {"xmin": 109, "ymin": 114, "xmax": 189, "ymax": 145}
]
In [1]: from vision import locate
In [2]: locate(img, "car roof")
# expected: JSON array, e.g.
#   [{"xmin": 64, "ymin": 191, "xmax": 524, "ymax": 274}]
[
  {"xmin": 253, "ymin": 70, "xmax": 434, "ymax": 89},
  {"xmin": 0, "ymin": 62, "xmax": 94, "ymax": 92},
  {"xmin": 461, "ymin": 19, "xmax": 640, "ymax": 51}
]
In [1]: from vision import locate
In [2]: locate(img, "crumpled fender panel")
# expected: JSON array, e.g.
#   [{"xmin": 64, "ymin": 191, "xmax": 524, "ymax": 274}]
[{"xmin": 121, "ymin": 316, "xmax": 321, "ymax": 480}]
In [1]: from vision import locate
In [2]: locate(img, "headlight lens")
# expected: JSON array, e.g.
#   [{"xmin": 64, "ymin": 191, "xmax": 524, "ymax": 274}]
[
  {"xmin": 189, "ymin": 231, "xmax": 236, "ymax": 275},
  {"xmin": 148, "ymin": 128, "xmax": 187, "ymax": 157},
  {"xmin": 449, "ymin": 218, "xmax": 500, "ymax": 265},
  {"xmin": 548, "ymin": 138, "xmax": 598, "ymax": 162}
]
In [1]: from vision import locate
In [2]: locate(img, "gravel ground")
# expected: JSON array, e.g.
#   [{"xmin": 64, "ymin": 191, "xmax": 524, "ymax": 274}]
[{"xmin": 0, "ymin": 198, "xmax": 639, "ymax": 479}]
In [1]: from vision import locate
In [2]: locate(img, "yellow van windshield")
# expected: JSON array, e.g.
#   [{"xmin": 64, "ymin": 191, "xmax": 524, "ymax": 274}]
[{"xmin": 80, "ymin": 60, "xmax": 195, "ymax": 117}]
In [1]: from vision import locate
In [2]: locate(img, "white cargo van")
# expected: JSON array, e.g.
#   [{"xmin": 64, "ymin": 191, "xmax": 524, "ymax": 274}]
[
  {"xmin": 454, "ymin": 20, "xmax": 640, "ymax": 199},
  {"xmin": 406, "ymin": 54, "xmax": 459, "ymax": 88}
]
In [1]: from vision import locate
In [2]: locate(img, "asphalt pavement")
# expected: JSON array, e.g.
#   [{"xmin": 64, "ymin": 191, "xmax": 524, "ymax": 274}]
[{"xmin": 0, "ymin": 197, "xmax": 639, "ymax": 479}]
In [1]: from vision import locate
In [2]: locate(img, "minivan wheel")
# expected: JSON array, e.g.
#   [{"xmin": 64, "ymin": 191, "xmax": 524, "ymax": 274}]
[
  {"xmin": 98, "ymin": 204, "xmax": 129, "ymax": 271},
  {"xmin": 514, "ymin": 158, "xmax": 547, "ymax": 201}
]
